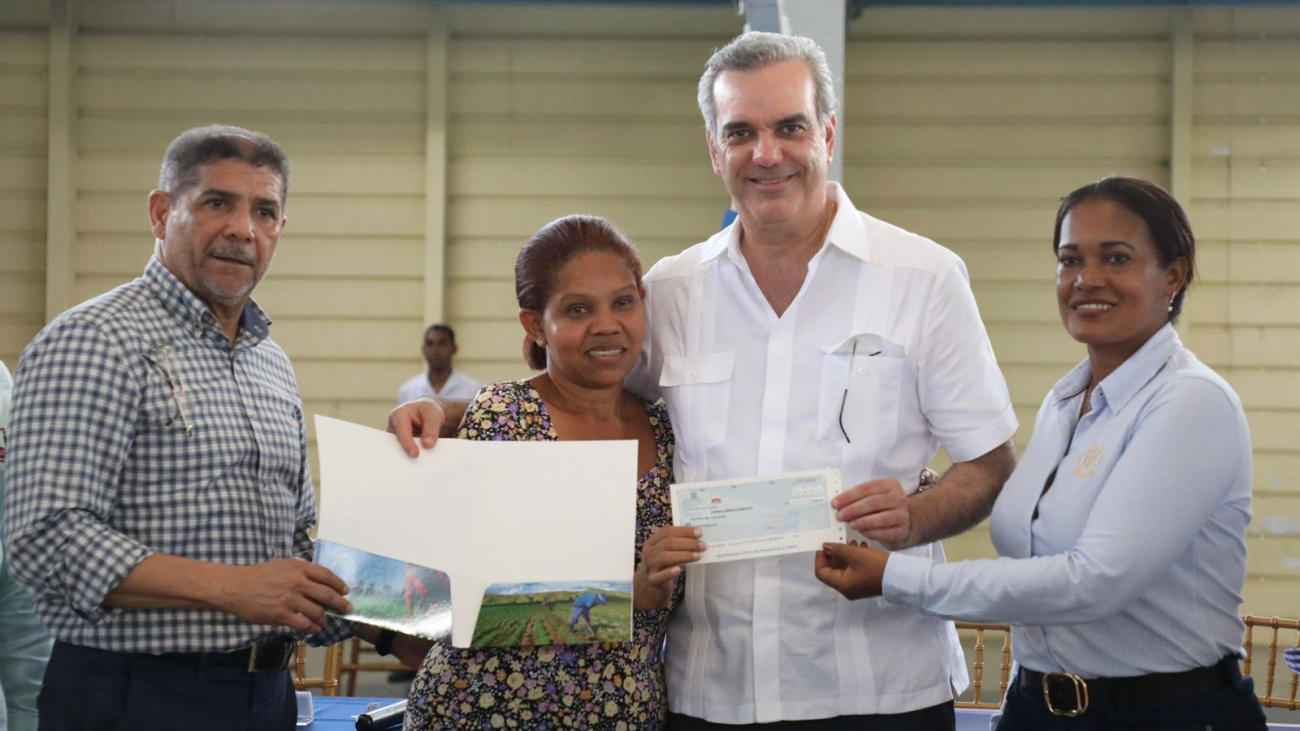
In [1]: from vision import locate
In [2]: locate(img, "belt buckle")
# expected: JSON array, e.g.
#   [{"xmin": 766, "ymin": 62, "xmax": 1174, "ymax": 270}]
[
  {"xmin": 247, "ymin": 642, "xmax": 292, "ymax": 672},
  {"xmin": 1042, "ymin": 672, "xmax": 1089, "ymax": 717}
]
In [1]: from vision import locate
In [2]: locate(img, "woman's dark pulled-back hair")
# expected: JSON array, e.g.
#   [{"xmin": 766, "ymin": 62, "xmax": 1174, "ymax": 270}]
[
  {"xmin": 1053, "ymin": 175, "xmax": 1196, "ymax": 323},
  {"xmin": 515, "ymin": 215, "xmax": 643, "ymax": 371}
]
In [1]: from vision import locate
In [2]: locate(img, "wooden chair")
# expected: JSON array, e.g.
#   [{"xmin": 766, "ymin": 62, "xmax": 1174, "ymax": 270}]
[
  {"xmin": 337, "ymin": 637, "xmax": 409, "ymax": 696},
  {"xmin": 292, "ymin": 642, "xmax": 343, "ymax": 696},
  {"xmin": 1242, "ymin": 614, "xmax": 1300, "ymax": 711},
  {"xmin": 953, "ymin": 622, "xmax": 1013, "ymax": 709}
]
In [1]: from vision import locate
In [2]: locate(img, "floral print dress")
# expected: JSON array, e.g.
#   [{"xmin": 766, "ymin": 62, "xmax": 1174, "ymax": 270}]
[{"xmin": 404, "ymin": 380, "xmax": 680, "ymax": 731}]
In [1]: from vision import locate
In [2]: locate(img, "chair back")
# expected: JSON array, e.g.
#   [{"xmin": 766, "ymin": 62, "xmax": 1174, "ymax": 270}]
[
  {"xmin": 337, "ymin": 637, "xmax": 409, "ymax": 696},
  {"xmin": 953, "ymin": 622, "xmax": 1012, "ymax": 709},
  {"xmin": 1242, "ymin": 614, "xmax": 1300, "ymax": 710},
  {"xmin": 292, "ymin": 642, "xmax": 342, "ymax": 697},
  {"xmin": 952, "ymin": 616, "xmax": 1300, "ymax": 712}
]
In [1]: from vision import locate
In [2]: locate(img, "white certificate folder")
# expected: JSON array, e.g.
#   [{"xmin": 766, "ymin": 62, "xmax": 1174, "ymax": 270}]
[
  {"xmin": 314, "ymin": 415, "xmax": 637, "ymax": 648},
  {"xmin": 670, "ymin": 469, "xmax": 845, "ymax": 564}
]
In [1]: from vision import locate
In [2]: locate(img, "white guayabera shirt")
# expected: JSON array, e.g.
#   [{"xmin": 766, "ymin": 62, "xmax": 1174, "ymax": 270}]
[{"xmin": 631, "ymin": 183, "xmax": 1018, "ymax": 723}]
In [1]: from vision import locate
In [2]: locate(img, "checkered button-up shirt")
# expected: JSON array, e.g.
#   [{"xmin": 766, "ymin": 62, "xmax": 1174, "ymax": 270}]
[{"xmin": 4, "ymin": 256, "xmax": 348, "ymax": 653}]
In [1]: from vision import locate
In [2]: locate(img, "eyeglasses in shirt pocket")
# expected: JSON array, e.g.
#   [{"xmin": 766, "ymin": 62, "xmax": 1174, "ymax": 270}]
[{"xmin": 818, "ymin": 334, "xmax": 909, "ymax": 447}]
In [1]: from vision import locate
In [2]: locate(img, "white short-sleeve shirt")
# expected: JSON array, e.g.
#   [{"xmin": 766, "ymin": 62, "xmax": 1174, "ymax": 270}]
[
  {"xmin": 396, "ymin": 369, "xmax": 483, "ymax": 405},
  {"xmin": 634, "ymin": 183, "xmax": 1018, "ymax": 723}
]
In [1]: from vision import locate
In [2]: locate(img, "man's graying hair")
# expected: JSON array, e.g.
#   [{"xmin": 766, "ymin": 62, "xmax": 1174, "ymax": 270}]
[
  {"xmin": 158, "ymin": 125, "xmax": 290, "ymax": 204},
  {"xmin": 697, "ymin": 31, "xmax": 838, "ymax": 140}
]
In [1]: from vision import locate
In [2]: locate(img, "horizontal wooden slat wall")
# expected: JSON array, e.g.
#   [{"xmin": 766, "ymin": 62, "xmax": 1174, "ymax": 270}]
[
  {"xmin": 0, "ymin": 30, "xmax": 48, "ymax": 370},
  {"xmin": 68, "ymin": 11, "xmax": 431, "ymax": 439},
  {"xmin": 1, "ymin": 1, "xmax": 1295, "ymax": 616},
  {"xmin": 879, "ymin": 7, "xmax": 1298, "ymax": 616},
  {"xmin": 442, "ymin": 5, "xmax": 741, "ymax": 384},
  {"xmin": 847, "ymin": 6, "xmax": 1171, "ymax": 422},
  {"xmin": 846, "ymin": 6, "xmax": 1169, "ymax": 587},
  {"xmin": 1189, "ymin": 8, "xmax": 1300, "ymax": 615}
]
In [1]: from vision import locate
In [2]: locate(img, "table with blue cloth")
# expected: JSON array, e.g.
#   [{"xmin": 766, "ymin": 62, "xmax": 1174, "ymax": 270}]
[
  {"xmin": 302, "ymin": 698, "xmax": 399, "ymax": 730},
  {"xmin": 304, "ymin": 698, "xmax": 1300, "ymax": 731},
  {"xmin": 302, "ymin": 700, "xmax": 1016, "ymax": 731}
]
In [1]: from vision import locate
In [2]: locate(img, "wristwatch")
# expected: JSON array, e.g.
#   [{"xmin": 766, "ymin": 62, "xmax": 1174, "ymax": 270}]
[{"xmin": 375, "ymin": 629, "xmax": 396, "ymax": 656}]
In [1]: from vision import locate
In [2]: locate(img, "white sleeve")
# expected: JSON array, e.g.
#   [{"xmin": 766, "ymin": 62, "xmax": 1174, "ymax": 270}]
[{"xmin": 915, "ymin": 259, "xmax": 1017, "ymax": 462}]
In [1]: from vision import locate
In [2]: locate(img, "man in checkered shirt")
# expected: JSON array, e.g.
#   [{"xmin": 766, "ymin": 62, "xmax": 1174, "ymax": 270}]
[{"xmin": 3, "ymin": 125, "xmax": 353, "ymax": 731}]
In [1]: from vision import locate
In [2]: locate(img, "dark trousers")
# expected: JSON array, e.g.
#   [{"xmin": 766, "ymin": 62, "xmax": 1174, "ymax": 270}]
[
  {"xmin": 995, "ymin": 671, "xmax": 1268, "ymax": 731},
  {"xmin": 667, "ymin": 701, "xmax": 955, "ymax": 731},
  {"xmin": 39, "ymin": 641, "xmax": 296, "ymax": 731}
]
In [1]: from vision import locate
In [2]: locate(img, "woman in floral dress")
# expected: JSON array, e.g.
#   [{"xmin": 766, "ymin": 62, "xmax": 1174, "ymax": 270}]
[{"xmin": 400, "ymin": 215, "xmax": 704, "ymax": 730}]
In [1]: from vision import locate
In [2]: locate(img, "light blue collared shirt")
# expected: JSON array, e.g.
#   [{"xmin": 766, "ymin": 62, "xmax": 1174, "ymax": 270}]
[
  {"xmin": 1, "ymin": 359, "xmax": 53, "ymax": 731},
  {"xmin": 884, "ymin": 324, "xmax": 1252, "ymax": 678}
]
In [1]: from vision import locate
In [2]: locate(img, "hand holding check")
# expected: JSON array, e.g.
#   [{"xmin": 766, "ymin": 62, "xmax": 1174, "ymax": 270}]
[
  {"xmin": 831, "ymin": 478, "xmax": 912, "ymax": 550},
  {"xmin": 634, "ymin": 526, "xmax": 705, "ymax": 610},
  {"xmin": 818, "ymin": 468, "xmax": 941, "ymax": 598},
  {"xmin": 814, "ymin": 542, "xmax": 890, "ymax": 600}
]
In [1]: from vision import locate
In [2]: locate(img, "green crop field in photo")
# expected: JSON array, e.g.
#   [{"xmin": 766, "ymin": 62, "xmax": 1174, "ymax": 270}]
[{"xmin": 471, "ymin": 591, "xmax": 632, "ymax": 646}]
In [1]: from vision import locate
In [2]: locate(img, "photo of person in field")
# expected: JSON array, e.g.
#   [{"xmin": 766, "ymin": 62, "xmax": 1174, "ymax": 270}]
[
  {"xmin": 471, "ymin": 581, "xmax": 631, "ymax": 647},
  {"xmin": 568, "ymin": 592, "xmax": 608, "ymax": 634}
]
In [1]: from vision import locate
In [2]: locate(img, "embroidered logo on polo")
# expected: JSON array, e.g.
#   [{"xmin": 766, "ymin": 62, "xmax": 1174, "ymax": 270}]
[{"xmin": 1074, "ymin": 444, "xmax": 1103, "ymax": 477}]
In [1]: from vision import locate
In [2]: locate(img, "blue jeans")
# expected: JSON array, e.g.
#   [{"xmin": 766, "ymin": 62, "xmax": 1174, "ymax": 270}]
[
  {"xmin": 570, "ymin": 606, "xmax": 593, "ymax": 629},
  {"xmin": 39, "ymin": 642, "xmax": 296, "ymax": 731},
  {"xmin": 996, "ymin": 670, "xmax": 1268, "ymax": 731}
]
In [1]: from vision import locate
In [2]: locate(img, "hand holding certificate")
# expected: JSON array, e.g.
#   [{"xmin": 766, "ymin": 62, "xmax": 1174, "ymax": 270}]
[{"xmin": 669, "ymin": 470, "xmax": 846, "ymax": 564}]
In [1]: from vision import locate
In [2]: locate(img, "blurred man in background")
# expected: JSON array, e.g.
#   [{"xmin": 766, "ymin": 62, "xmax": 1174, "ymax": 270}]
[{"xmin": 396, "ymin": 324, "xmax": 482, "ymax": 404}]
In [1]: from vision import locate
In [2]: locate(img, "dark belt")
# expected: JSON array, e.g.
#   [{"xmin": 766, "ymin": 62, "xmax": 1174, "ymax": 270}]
[
  {"xmin": 1019, "ymin": 655, "xmax": 1241, "ymax": 717},
  {"xmin": 158, "ymin": 640, "xmax": 295, "ymax": 672}
]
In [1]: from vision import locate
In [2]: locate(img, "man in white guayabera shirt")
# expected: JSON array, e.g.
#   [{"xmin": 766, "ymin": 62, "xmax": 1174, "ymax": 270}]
[{"xmin": 630, "ymin": 32, "xmax": 1019, "ymax": 731}]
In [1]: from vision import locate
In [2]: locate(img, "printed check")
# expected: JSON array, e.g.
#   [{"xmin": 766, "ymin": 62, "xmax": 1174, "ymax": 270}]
[{"xmin": 670, "ymin": 469, "xmax": 845, "ymax": 564}]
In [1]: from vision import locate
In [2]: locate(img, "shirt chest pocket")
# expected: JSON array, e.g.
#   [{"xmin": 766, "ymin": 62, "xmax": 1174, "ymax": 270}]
[
  {"xmin": 131, "ymin": 364, "xmax": 246, "ymax": 542},
  {"xmin": 817, "ymin": 335, "xmax": 912, "ymax": 451},
  {"xmin": 137, "ymin": 359, "xmax": 241, "ymax": 463},
  {"xmin": 659, "ymin": 352, "xmax": 734, "ymax": 460}
]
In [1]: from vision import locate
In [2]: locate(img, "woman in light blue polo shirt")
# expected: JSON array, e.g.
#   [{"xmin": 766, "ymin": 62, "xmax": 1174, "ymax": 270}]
[{"xmin": 814, "ymin": 177, "xmax": 1267, "ymax": 730}]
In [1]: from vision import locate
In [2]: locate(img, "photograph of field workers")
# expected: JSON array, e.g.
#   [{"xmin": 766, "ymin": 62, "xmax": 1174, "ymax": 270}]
[
  {"xmin": 470, "ymin": 581, "xmax": 632, "ymax": 647},
  {"xmin": 314, "ymin": 539, "xmax": 452, "ymax": 641}
]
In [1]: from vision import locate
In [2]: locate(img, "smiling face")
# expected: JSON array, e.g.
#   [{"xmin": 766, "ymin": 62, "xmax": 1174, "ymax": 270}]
[
  {"xmin": 1056, "ymin": 198, "xmax": 1188, "ymax": 370},
  {"xmin": 150, "ymin": 158, "xmax": 286, "ymax": 331},
  {"xmin": 520, "ymin": 250, "xmax": 646, "ymax": 392},
  {"xmin": 707, "ymin": 59, "xmax": 835, "ymax": 234}
]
